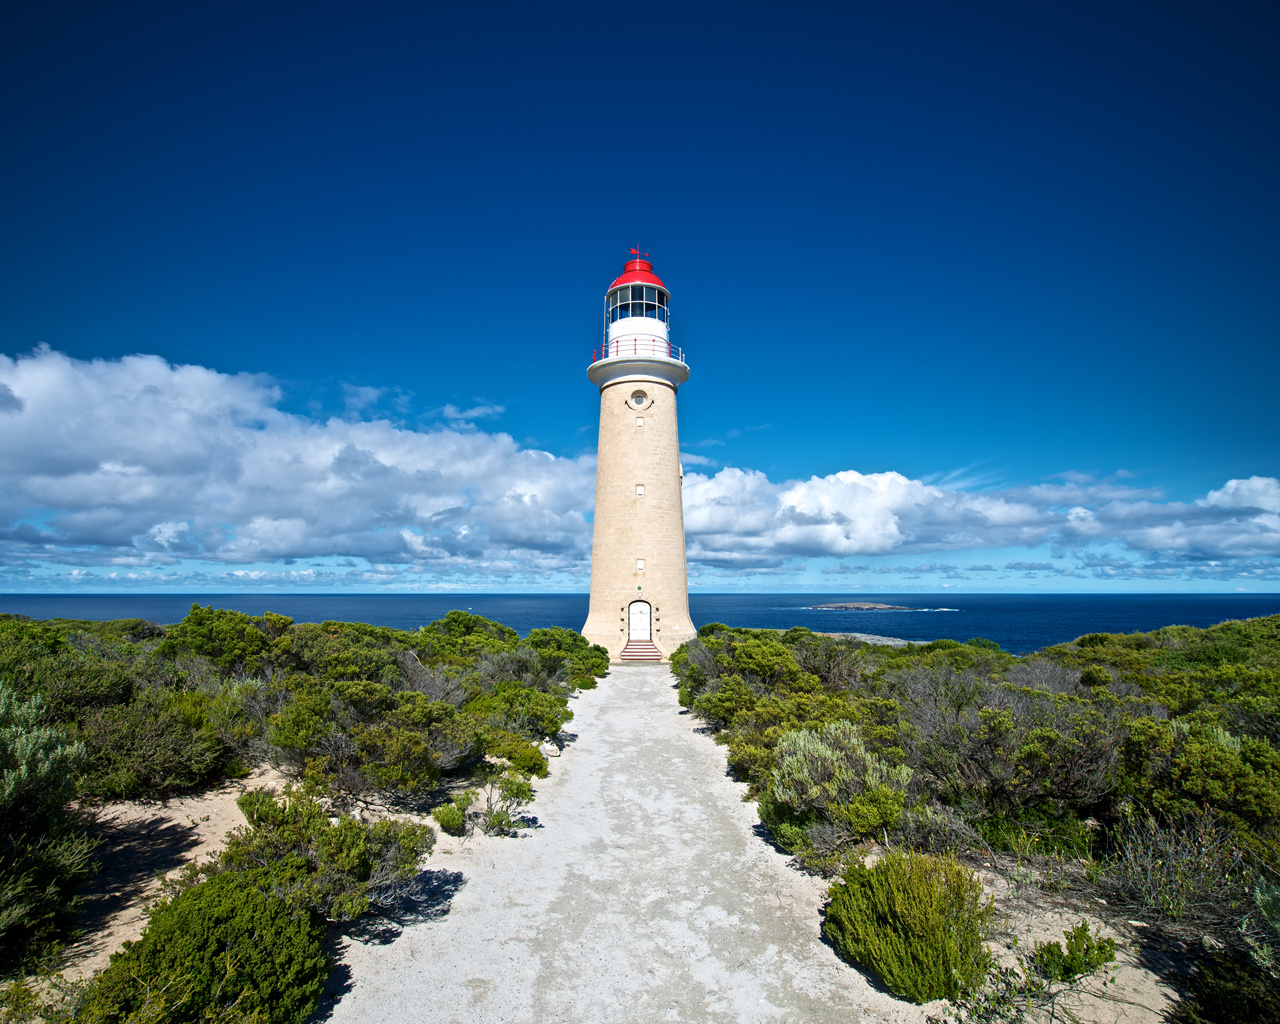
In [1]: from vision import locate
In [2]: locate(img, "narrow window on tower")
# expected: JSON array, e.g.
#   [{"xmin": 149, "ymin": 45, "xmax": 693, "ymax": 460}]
[
  {"xmin": 636, "ymin": 559, "xmax": 645, "ymax": 571},
  {"xmin": 636, "ymin": 416, "xmax": 644, "ymax": 427},
  {"xmin": 635, "ymin": 484, "xmax": 645, "ymax": 495}
]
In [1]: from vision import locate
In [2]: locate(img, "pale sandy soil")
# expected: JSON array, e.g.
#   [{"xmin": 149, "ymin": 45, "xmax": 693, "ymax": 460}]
[
  {"xmin": 62, "ymin": 764, "xmax": 290, "ymax": 980},
  {"xmin": 976, "ymin": 869, "xmax": 1180, "ymax": 1024}
]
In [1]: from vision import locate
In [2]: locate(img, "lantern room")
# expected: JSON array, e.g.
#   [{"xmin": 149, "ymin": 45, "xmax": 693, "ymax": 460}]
[
  {"xmin": 592, "ymin": 258, "xmax": 685, "ymax": 375},
  {"xmin": 605, "ymin": 259, "xmax": 670, "ymax": 342},
  {"xmin": 606, "ymin": 282, "xmax": 669, "ymax": 326}
]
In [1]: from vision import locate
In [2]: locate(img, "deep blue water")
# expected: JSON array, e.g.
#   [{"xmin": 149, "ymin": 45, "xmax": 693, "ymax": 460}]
[{"xmin": 3, "ymin": 592, "xmax": 1279, "ymax": 653}]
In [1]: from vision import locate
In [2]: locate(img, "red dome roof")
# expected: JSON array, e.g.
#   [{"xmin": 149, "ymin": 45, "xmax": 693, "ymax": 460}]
[{"xmin": 608, "ymin": 258, "xmax": 666, "ymax": 290}]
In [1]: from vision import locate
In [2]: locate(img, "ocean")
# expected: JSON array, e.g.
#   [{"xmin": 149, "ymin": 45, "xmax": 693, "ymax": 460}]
[{"xmin": 2, "ymin": 592, "xmax": 1278, "ymax": 654}]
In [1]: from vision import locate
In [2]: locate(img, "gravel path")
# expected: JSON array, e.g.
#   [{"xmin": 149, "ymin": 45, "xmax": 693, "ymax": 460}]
[{"xmin": 322, "ymin": 664, "xmax": 926, "ymax": 1024}]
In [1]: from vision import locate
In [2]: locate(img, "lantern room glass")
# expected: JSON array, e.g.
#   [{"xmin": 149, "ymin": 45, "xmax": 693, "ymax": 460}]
[{"xmin": 606, "ymin": 286, "xmax": 669, "ymax": 325}]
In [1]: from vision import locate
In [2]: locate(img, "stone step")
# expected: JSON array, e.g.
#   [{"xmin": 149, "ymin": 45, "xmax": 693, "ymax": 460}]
[{"xmin": 619, "ymin": 640, "xmax": 662, "ymax": 661}]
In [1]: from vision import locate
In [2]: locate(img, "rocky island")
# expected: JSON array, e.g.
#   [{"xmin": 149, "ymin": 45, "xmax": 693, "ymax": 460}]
[{"xmin": 811, "ymin": 601, "xmax": 911, "ymax": 610}]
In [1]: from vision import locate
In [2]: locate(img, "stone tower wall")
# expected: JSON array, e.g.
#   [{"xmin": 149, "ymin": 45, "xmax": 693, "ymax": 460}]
[{"xmin": 581, "ymin": 369, "xmax": 697, "ymax": 660}]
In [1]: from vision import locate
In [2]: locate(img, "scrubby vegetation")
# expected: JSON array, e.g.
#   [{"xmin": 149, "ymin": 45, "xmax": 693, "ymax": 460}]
[
  {"xmin": 825, "ymin": 849, "xmax": 994, "ymax": 1003},
  {"xmin": 0, "ymin": 688, "xmax": 97, "ymax": 974},
  {"xmin": 79, "ymin": 870, "xmax": 331, "ymax": 1024},
  {"xmin": 672, "ymin": 616, "xmax": 1280, "ymax": 1016},
  {"xmin": 0, "ymin": 605, "xmax": 606, "ymax": 1016}
]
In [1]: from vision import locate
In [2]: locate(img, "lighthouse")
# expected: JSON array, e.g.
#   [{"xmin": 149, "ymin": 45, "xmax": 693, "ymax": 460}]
[{"xmin": 581, "ymin": 256, "xmax": 697, "ymax": 662}]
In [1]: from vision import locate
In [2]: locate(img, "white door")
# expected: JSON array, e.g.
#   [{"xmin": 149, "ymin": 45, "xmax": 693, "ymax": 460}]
[{"xmin": 628, "ymin": 601, "xmax": 652, "ymax": 641}]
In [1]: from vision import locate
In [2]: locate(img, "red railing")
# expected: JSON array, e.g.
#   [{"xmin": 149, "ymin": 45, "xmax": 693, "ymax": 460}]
[{"xmin": 590, "ymin": 337, "xmax": 686, "ymax": 365}]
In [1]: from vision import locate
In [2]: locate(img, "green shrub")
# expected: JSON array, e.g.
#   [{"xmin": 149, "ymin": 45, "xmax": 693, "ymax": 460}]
[
  {"xmin": 974, "ymin": 804, "xmax": 1095, "ymax": 856},
  {"xmin": 267, "ymin": 679, "xmax": 480, "ymax": 796},
  {"xmin": 0, "ymin": 685, "xmax": 97, "ymax": 970},
  {"xmin": 431, "ymin": 791, "xmax": 475, "ymax": 837},
  {"xmin": 82, "ymin": 871, "xmax": 329, "ymax": 1024},
  {"xmin": 483, "ymin": 729, "xmax": 549, "ymax": 778},
  {"xmin": 1242, "ymin": 879, "xmax": 1280, "ymax": 976},
  {"xmin": 524, "ymin": 627, "xmax": 609, "ymax": 679},
  {"xmin": 0, "ymin": 688, "xmax": 85, "ymax": 831},
  {"xmin": 76, "ymin": 686, "xmax": 228, "ymax": 800},
  {"xmin": 966, "ymin": 638, "xmax": 1002, "ymax": 651},
  {"xmin": 1097, "ymin": 812, "xmax": 1252, "ymax": 928},
  {"xmin": 1120, "ymin": 717, "xmax": 1280, "ymax": 831},
  {"xmin": 1031, "ymin": 920, "xmax": 1116, "ymax": 982},
  {"xmin": 824, "ymin": 850, "xmax": 993, "ymax": 1003},
  {"xmin": 158, "ymin": 605, "xmax": 288, "ymax": 678},
  {"xmin": 477, "ymin": 769, "xmax": 534, "ymax": 836},
  {"xmin": 223, "ymin": 788, "xmax": 435, "ymax": 921},
  {"xmin": 690, "ymin": 674, "xmax": 758, "ymax": 728},
  {"xmin": 767, "ymin": 721, "xmax": 912, "ymax": 844},
  {"xmin": 417, "ymin": 611, "xmax": 519, "ymax": 659},
  {"xmin": 923, "ymin": 639, "xmax": 962, "ymax": 652},
  {"xmin": 464, "ymin": 681, "xmax": 572, "ymax": 741}
]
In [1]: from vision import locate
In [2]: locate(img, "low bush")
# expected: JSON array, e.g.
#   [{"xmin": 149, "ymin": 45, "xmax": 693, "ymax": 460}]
[
  {"xmin": 465, "ymin": 681, "xmax": 573, "ymax": 743},
  {"xmin": 523, "ymin": 626, "xmax": 609, "ymax": 681},
  {"xmin": 81, "ymin": 871, "xmax": 329, "ymax": 1024},
  {"xmin": 0, "ymin": 685, "xmax": 97, "ymax": 971},
  {"xmin": 761, "ymin": 721, "xmax": 913, "ymax": 870},
  {"xmin": 477, "ymin": 769, "xmax": 534, "ymax": 836},
  {"xmin": 483, "ymin": 729, "xmax": 549, "ymax": 778},
  {"xmin": 824, "ymin": 849, "xmax": 993, "ymax": 1003},
  {"xmin": 769, "ymin": 721, "xmax": 912, "ymax": 834},
  {"xmin": 1120, "ymin": 717, "xmax": 1280, "ymax": 832},
  {"xmin": 1031, "ymin": 920, "xmax": 1116, "ymax": 982},
  {"xmin": 221, "ymin": 788, "xmax": 435, "ymax": 921},
  {"xmin": 1241, "ymin": 879, "xmax": 1280, "ymax": 976},
  {"xmin": 431, "ymin": 790, "xmax": 475, "ymax": 837},
  {"xmin": 75, "ymin": 686, "xmax": 232, "ymax": 800},
  {"xmin": 1097, "ymin": 812, "xmax": 1254, "ymax": 930},
  {"xmin": 973, "ymin": 803, "xmax": 1095, "ymax": 857}
]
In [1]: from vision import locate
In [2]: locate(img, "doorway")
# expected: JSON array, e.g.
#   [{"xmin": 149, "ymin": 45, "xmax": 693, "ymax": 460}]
[{"xmin": 628, "ymin": 600, "xmax": 652, "ymax": 642}]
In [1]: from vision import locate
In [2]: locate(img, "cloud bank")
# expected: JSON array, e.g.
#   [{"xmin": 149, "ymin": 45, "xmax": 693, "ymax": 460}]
[
  {"xmin": 1, "ymin": 347, "xmax": 1278, "ymax": 588},
  {"xmin": 0, "ymin": 347, "xmax": 593, "ymax": 585}
]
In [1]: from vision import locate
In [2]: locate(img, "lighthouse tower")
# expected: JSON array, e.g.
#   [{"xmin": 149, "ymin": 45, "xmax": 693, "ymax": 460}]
[{"xmin": 581, "ymin": 256, "xmax": 697, "ymax": 662}]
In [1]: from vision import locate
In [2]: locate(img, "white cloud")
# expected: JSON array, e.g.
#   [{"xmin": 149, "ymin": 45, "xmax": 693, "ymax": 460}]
[
  {"xmin": 682, "ymin": 468, "xmax": 1049, "ymax": 566},
  {"xmin": 1203, "ymin": 476, "xmax": 1280, "ymax": 514},
  {"xmin": 0, "ymin": 347, "xmax": 592, "ymax": 582},
  {"xmin": 1, "ymin": 347, "xmax": 1278, "ymax": 587},
  {"xmin": 441, "ymin": 403, "xmax": 505, "ymax": 421}
]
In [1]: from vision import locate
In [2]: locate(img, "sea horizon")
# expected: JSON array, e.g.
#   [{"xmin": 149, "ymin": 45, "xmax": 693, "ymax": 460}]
[{"xmin": 4, "ymin": 591, "xmax": 1278, "ymax": 655}]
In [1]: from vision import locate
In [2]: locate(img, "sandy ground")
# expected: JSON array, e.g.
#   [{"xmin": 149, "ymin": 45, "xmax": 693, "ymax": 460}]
[
  {"xmin": 987, "ymin": 890, "xmax": 1179, "ymax": 1024},
  {"xmin": 63, "ymin": 764, "xmax": 290, "ymax": 979},
  {"xmin": 320, "ymin": 665, "xmax": 930, "ymax": 1024}
]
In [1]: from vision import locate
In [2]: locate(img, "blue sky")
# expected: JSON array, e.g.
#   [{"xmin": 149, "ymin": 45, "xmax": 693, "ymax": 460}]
[{"xmin": 1, "ymin": 1, "xmax": 1278, "ymax": 593}]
